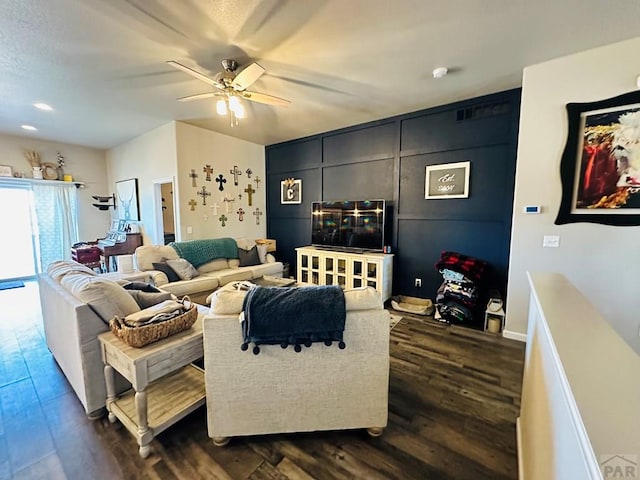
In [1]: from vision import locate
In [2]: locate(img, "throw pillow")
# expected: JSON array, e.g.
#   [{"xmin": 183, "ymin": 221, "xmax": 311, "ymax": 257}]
[
  {"xmin": 122, "ymin": 281, "xmax": 162, "ymax": 293},
  {"xmin": 166, "ymin": 258, "xmax": 200, "ymax": 281},
  {"xmin": 238, "ymin": 246, "xmax": 260, "ymax": 267},
  {"xmin": 152, "ymin": 262, "xmax": 181, "ymax": 283},
  {"xmin": 256, "ymin": 244, "xmax": 268, "ymax": 264},
  {"xmin": 210, "ymin": 289, "xmax": 247, "ymax": 314},
  {"xmin": 47, "ymin": 261, "xmax": 97, "ymax": 283},
  {"xmin": 127, "ymin": 290, "xmax": 174, "ymax": 309},
  {"xmin": 62, "ymin": 275, "xmax": 141, "ymax": 323}
]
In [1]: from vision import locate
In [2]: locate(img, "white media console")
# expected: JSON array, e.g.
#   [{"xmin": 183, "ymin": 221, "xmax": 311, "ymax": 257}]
[{"xmin": 296, "ymin": 246, "xmax": 393, "ymax": 302}]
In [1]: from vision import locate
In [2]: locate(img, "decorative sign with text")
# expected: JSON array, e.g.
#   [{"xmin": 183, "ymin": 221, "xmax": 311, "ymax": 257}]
[{"xmin": 425, "ymin": 161, "xmax": 470, "ymax": 199}]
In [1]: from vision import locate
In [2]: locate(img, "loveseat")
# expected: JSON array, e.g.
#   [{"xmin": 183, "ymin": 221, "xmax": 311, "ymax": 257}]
[
  {"xmin": 203, "ymin": 285, "xmax": 390, "ymax": 445},
  {"xmin": 134, "ymin": 238, "xmax": 284, "ymax": 305}
]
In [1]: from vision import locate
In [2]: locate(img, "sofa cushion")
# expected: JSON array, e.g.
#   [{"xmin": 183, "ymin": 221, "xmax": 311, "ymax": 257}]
[
  {"xmin": 159, "ymin": 275, "xmax": 219, "ymax": 298},
  {"xmin": 344, "ymin": 287, "xmax": 382, "ymax": 311},
  {"xmin": 228, "ymin": 259, "xmax": 240, "ymax": 268},
  {"xmin": 47, "ymin": 261, "xmax": 97, "ymax": 283},
  {"xmin": 238, "ymin": 246, "xmax": 260, "ymax": 267},
  {"xmin": 166, "ymin": 258, "xmax": 200, "ymax": 280},
  {"xmin": 61, "ymin": 273, "xmax": 141, "ymax": 323},
  {"xmin": 215, "ymin": 268, "xmax": 254, "ymax": 286},
  {"xmin": 198, "ymin": 258, "xmax": 229, "ymax": 273},
  {"xmin": 249, "ymin": 262, "xmax": 285, "ymax": 279},
  {"xmin": 135, "ymin": 245, "xmax": 179, "ymax": 272},
  {"xmin": 152, "ymin": 262, "xmax": 180, "ymax": 283}
]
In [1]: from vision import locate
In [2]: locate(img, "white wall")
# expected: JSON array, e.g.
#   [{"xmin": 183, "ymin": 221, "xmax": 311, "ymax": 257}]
[
  {"xmin": 507, "ymin": 36, "xmax": 640, "ymax": 352},
  {"xmin": 106, "ymin": 122, "xmax": 178, "ymax": 245},
  {"xmin": 0, "ymin": 132, "xmax": 109, "ymax": 241},
  {"xmin": 175, "ymin": 122, "xmax": 266, "ymax": 241}
]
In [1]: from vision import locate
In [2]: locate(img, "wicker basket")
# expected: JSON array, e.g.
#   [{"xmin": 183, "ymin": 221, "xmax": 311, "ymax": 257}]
[{"xmin": 109, "ymin": 297, "xmax": 198, "ymax": 348}]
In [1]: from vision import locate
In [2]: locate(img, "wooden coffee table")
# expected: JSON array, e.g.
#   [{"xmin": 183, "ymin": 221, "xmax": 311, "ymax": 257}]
[{"xmin": 98, "ymin": 305, "xmax": 208, "ymax": 458}]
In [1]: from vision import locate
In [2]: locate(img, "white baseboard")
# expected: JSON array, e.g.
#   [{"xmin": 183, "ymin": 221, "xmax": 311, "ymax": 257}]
[
  {"xmin": 516, "ymin": 417, "xmax": 524, "ymax": 480},
  {"xmin": 503, "ymin": 329, "xmax": 527, "ymax": 342}
]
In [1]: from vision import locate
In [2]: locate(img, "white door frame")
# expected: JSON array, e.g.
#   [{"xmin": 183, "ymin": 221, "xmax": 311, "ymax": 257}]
[{"xmin": 152, "ymin": 177, "xmax": 178, "ymax": 244}]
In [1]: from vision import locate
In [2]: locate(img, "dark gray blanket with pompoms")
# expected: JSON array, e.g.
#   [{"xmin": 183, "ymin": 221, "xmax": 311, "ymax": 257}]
[{"xmin": 241, "ymin": 285, "xmax": 346, "ymax": 354}]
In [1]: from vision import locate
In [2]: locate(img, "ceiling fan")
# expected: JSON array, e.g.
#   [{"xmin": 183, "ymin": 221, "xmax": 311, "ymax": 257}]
[{"xmin": 167, "ymin": 59, "xmax": 290, "ymax": 126}]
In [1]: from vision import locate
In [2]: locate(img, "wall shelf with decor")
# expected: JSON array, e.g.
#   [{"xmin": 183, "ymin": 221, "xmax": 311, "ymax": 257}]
[
  {"xmin": 296, "ymin": 246, "xmax": 393, "ymax": 302},
  {"xmin": 0, "ymin": 176, "xmax": 85, "ymax": 188}
]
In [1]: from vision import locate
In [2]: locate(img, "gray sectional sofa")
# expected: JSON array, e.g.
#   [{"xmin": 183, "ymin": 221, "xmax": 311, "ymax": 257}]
[
  {"xmin": 133, "ymin": 238, "xmax": 284, "ymax": 305},
  {"xmin": 39, "ymin": 238, "xmax": 282, "ymax": 417}
]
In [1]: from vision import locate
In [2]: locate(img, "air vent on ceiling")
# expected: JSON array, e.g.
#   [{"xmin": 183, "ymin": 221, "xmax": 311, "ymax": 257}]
[{"xmin": 456, "ymin": 101, "xmax": 510, "ymax": 121}]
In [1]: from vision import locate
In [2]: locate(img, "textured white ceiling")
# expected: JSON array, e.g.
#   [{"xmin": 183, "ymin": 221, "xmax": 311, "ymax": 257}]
[{"xmin": 1, "ymin": 0, "xmax": 639, "ymax": 149}]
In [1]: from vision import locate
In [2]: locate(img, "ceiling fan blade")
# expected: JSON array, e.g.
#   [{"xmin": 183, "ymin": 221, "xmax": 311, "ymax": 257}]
[
  {"xmin": 177, "ymin": 92, "xmax": 218, "ymax": 102},
  {"xmin": 167, "ymin": 60, "xmax": 218, "ymax": 87},
  {"xmin": 243, "ymin": 90, "xmax": 290, "ymax": 106},
  {"xmin": 232, "ymin": 62, "xmax": 265, "ymax": 90}
]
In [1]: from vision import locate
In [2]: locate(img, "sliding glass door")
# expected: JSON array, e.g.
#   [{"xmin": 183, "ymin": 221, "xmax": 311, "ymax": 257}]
[{"xmin": 0, "ymin": 186, "xmax": 37, "ymax": 281}]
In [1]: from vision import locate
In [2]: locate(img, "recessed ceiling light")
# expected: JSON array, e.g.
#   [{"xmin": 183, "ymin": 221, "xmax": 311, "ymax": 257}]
[
  {"xmin": 21, "ymin": 125, "xmax": 38, "ymax": 131},
  {"xmin": 432, "ymin": 67, "xmax": 448, "ymax": 79},
  {"xmin": 33, "ymin": 102, "xmax": 53, "ymax": 111}
]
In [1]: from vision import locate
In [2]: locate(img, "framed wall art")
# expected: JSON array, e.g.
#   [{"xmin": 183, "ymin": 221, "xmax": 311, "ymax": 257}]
[
  {"xmin": 116, "ymin": 178, "xmax": 140, "ymax": 221},
  {"xmin": 556, "ymin": 90, "xmax": 640, "ymax": 226},
  {"xmin": 425, "ymin": 161, "xmax": 470, "ymax": 199},
  {"xmin": 281, "ymin": 178, "xmax": 302, "ymax": 204},
  {"xmin": 0, "ymin": 165, "xmax": 13, "ymax": 177}
]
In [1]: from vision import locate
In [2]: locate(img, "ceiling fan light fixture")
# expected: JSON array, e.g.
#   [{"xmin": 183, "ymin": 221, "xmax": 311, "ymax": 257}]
[
  {"xmin": 228, "ymin": 95, "xmax": 241, "ymax": 111},
  {"xmin": 234, "ymin": 102, "xmax": 246, "ymax": 119},
  {"xmin": 216, "ymin": 98, "xmax": 228, "ymax": 115}
]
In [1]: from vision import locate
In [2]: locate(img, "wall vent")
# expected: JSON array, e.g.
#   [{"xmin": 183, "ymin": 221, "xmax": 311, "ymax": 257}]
[{"xmin": 456, "ymin": 101, "xmax": 510, "ymax": 121}]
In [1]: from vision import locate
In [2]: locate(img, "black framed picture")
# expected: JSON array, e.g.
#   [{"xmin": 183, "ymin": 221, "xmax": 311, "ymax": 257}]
[
  {"xmin": 116, "ymin": 178, "xmax": 140, "ymax": 221},
  {"xmin": 556, "ymin": 90, "xmax": 640, "ymax": 226},
  {"xmin": 425, "ymin": 161, "xmax": 470, "ymax": 199},
  {"xmin": 281, "ymin": 178, "xmax": 302, "ymax": 204}
]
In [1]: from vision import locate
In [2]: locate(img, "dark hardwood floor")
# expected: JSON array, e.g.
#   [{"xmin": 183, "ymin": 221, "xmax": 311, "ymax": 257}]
[{"xmin": 0, "ymin": 282, "xmax": 524, "ymax": 479}]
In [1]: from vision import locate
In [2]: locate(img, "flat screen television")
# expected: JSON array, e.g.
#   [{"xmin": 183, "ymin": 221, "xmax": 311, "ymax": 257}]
[{"xmin": 311, "ymin": 200, "xmax": 386, "ymax": 252}]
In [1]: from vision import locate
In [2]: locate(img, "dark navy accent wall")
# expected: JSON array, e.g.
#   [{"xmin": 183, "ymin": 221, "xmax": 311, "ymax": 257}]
[{"xmin": 266, "ymin": 89, "xmax": 520, "ymax": 301}]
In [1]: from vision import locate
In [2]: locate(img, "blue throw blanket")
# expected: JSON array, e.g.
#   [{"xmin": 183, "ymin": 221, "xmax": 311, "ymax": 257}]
[
  {"xmin": 169, "ymin": 238, "xmax": 237, "ymax": 268},
  {"xmin": 241, "ymin": 285, "xmax": 346, "ymax": 354}
]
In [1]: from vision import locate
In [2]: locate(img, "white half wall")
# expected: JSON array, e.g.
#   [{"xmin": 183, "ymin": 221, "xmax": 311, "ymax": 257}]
[
  {"xmin": 507, "ymin": 36, "xmax": 640, "ymax": 353},
  {"xmin": 0, "ymin": 132, "xmax": 109, "ymax": 241},
  {"xmin": 106, "ymin": 122, "xmax": 178, "ymax": 245},
  {"xmin": 175, "ymin": 122, "xmax": 266, "ymax": 241}
]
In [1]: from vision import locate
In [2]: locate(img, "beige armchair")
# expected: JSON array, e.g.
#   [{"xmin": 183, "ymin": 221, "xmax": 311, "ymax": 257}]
[{"xmin": 202, "ymin": 286, "xmax": 390, "ymax": 446}]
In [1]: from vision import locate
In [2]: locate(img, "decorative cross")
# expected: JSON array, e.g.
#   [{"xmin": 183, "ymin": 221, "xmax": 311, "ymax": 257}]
[
  {"xmin": 189, "ymin": 169, "xmax": 198, "ymax": 187},
  {"xmin": 211, "ymin": 202, "xmax": 220, "ymax": 215},
  {"xmin": 237, "ymin": 208, "xmax": 245, "ymax": 221},
  {"xmin": 245, "ymin": 168, "xmax": 253, "ymax": 178},
  {"xmin": 219, "ymin": 214, "xmax": 228, "ymax": 227},
  {"xmin": 188, "ymin": 199, "xmax": 197, "ymax": 211},
  {"xmin": 253, "ymin": 207, "xmax": 263, "ymax": 225},
  {"xmin": 203, "ymin": 164, "xmax": 214, "ymax": 182},
  {"xmin": 197, "ymin": 186, "xmax": 211, "ymax": 205},
  {"xmin": 229, "ymin": 165, "xmax": 242, "ymax": 185},
  {"xmin": 223, "ymin": 195, "xmax": 235, "ymax": 213},
  {"xmin": 215, "ymin": 174, "xmax": 226, "ymax": 191},
  {"xmin": 244, "ymin": 184, "xmax": 255, "ymax": 206},
  {"xmin": 253, "ymin": 176, "xmax": 261, "ymax": 189}
]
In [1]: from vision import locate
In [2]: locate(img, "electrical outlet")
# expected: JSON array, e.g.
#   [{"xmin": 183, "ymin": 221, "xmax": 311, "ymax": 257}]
[{"xmin": 415, "ymin": 278, "xmax": 422, "ymax": 287}]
